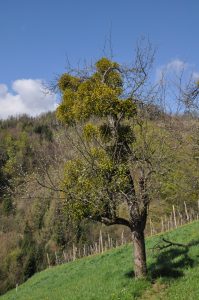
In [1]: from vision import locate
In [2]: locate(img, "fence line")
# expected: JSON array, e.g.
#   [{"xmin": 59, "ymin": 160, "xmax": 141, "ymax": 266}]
[{"xmin": 46, "ymin": 202, "xmax": 199, "ymax": 268}]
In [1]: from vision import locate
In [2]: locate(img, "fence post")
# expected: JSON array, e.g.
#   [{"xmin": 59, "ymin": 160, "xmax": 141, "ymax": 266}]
[
  {"xmin": 108, "ymin": 234, "xmax": 111, "ymax": 248},
  {"xmin": 173, "ymin": 205, "xmax": 177, "ymax": 228},
  {"xmin": 99, "ymin": 230, "xmax": 104, "ymax": 253},
  {"xmin": 83, "ymin": 244, "xmax": 86, "ymax": 256},
  {"xmin": 55, "ymin": 251, "xmax": 59, "ymax": 265},
  {"xmin": 184, "ymin": 201, "xmax": 189, "ymax": 222},
  {"xmin": 161, "ymin": 217, "xmax": 164, "ymax": 232},
  {"xmin": 72, "ymin": 244, "xmax": 76, "ymax": 261},
  {"xmin": 121, "ymin": 230, "xmax": 124, "ymax": 245},
  {"xmin": 46, "ymin": 253, "xmax": 51, "ymax": 268}
]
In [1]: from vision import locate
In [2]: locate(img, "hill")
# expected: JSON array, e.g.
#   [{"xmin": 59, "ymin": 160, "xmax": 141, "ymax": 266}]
[
  {"xmin": 1, "ymin": 221, "xmax": 199, "ymax": 300},
  {"xmin": 1, "ymin": 111, "xmax": 199, "ymax": 295}
]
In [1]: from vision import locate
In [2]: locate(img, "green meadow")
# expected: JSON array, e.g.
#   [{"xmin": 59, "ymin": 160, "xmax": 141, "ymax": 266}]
[{"xmin": 1, "ymin": 221, "xmax": 199, "ymax": 300}]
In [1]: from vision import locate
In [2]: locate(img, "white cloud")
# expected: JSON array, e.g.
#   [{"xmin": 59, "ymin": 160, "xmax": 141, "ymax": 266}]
[
  {"xmin": 0, "ymin": 79, "xmax": 57, "ymax": 120},
  {"xmin": 156, "ymin": 59, "xmax": 188, "ymax": 81},
  {"xmin": 156, "ymin": 59, "xmax": 199, "ymax": 86},
  {"xmin": 0, "ymin": 84, "xmax": 8, "ymax": 97},
  {"xmin": 166, "ymin": 59, "xmax": 188, "ymax": 72},
  {"xmin": 192, "ymin": 72, "xmax": 199, "ymax": 81}
]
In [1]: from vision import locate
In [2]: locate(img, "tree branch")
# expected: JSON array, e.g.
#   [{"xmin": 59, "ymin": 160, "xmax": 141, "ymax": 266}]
[
  {"xmin": 36, "ymin": 178, "xmax": 65, "ymax": 193},
  {"xmin": 93, "ymin": 215, "xmax": 131, "ymax": 229}
]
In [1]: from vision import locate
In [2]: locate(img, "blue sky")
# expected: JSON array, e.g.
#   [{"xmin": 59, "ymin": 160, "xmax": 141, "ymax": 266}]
[{"xmin": 0, "ymin": 0, "xmax": 198, "ymax": 118}]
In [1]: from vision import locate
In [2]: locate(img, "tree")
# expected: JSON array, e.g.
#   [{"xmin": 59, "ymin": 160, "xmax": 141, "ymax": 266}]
[
  {"xmin": 184, "ymin": 80, "xmax": 199, "ymax": 112},
  {"xmin": 56, "ymin": 44, "xmax": 159, "ymax": 278}
]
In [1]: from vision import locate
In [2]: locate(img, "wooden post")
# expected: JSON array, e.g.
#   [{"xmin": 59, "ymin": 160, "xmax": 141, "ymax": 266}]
[
  {"xmin": 167, "ymin": 217, "xmax": 170, "ymax": 231},
  {"xmin": 178, "ymin": 211, "xmax": 183, "ymax": 226},
  {"xmin": 108, "ymin": 234, "xmax": 111, "ymax": 248},
  {"xmin": 110, "ymin": 238, "xmax": 113, "ymax": 248},
  {"xmin": 161, "ymin": 217, "xmax": 164, "ymax": 232},
  {"xmin": 72, "ymin": 244, "xmax": 76, "ymax": 261},
  {"xmin": 170, "ymin": 213, "xmax": 173, "ymax": 229},
  {"xmin": 99, "ymin": 230, "xmax": 104, "ymax": 253},
  {"xmin": 83, "ymin": 244, "xmax": 86, "ymax": 256},
  {"xmin": 46, "ymin": 253, "xmax": 51, "ymax": 268},
  {"xmin": 121, "ymin": 230, "xmax": 124, "ymax": 245},
  {"xmin": 55, "ymin": 251, "xmax": 59, "ymax": 265},
  {"xmin": 184, "ymin": 201, "xmax": 189, "ymax": 222},
  {"xmin": 173, "ymin": 205, "xmax": 177, "ymax": 228},
  {"xmin": 164, "ymin": 215, "xmax": 167, "ymax": 231}
]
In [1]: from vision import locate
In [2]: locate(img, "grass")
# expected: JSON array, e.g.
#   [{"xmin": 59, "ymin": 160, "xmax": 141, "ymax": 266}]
[{"xmin": 1, "ymin": 221, "xmax": 199, "ymax": 300}]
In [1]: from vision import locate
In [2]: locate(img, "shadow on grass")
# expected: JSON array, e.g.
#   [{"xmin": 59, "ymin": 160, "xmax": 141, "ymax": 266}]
[
  {"xmin": 149, "ymin": 238, "xmax": 199, "ymax": 279},
  {"xmin": 125, "ymin": 270, "xmax": 135, "ymax": 278}
]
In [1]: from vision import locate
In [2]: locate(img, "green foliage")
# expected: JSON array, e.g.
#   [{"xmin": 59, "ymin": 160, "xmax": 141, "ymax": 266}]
[
  {"xmin": 83, "ymin": 123, "xmax": 99, "ymax": 140},
  {"xmin": 53, "ymin": 203, "xmax": 69, "ymax": 247},
  {"xmin": 62, "ymin": 150, "xmax": 133, "ymax": 223},
  {"xmin": 58, "ymin": 73, "xmax": 81, "ymax": 92},
  {"xmin": 56, "ymin": 58, "xmax": 136, "ymax": 124},
  {"xmin": 95, "ymin": 57, "xmax": 122, "ymax": 90},
  {"xmin": 95, "ymin": 57, "xmax": 119, "ymax": 73},
  {"xmin": 17, "ymin": 224, "xmax": 45, "ymax": 282},
  {"xmin": 4, "ymin": 248, "xmax": 22, "ymax": 272},
  {"xmin": 1, "ymin": 131, "xmax": 33, "ymax": 178},
  {"xmin": 23, "ymin": 252, "xmax": 36, "ymax": 281},
  {"xmin": 33, "ymin": 124, "xmax": 53, "ymax": 141},
  {"xmin": 20, "ymin": 224, "xmax": 36, "ymax": 256},
  {"xmin": 56, "ymin": 58, "xmax": 138, "ymax": 225},
  {"xmin": 0, "ymin": 113, "xmax": 64, "ymax": 294},
  {"xmin": 2, "ymin": 197, "xmax": 13, "ymax": 216}
]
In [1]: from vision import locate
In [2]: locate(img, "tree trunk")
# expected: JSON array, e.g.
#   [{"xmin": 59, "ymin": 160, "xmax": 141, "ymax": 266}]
[{"xmin": 132, "ymin": 229, "xmax": 147, "ymax": 278}]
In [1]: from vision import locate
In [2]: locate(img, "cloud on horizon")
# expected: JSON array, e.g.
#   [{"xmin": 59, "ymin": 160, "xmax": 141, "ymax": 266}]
[
  {"xmin": 193, "ymin": 72, "xmax": 199, "ymax": 81},
  {"xmin": 156, "ymin": 59, "xmax": 199, "ymax": 83},
  {"xmin": 0, "ymin": 79, "xmax": 57, "ymax": 120},
  {"xmin": 156, "ymin": 59, "xmax": 189, "ymax": 81}
]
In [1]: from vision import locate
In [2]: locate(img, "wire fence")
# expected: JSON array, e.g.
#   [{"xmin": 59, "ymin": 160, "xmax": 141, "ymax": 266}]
[{"xmin": 45, "ymin": 201, "xmax": 199, "ymax": 267}]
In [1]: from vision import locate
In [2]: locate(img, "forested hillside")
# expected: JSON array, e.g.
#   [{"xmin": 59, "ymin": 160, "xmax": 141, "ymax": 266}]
[{"xmin": 0, "ymin": 108, "xmax": 199, "ymax": 294}]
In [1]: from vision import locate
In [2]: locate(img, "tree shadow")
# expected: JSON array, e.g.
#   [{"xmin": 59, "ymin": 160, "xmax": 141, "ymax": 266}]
[
  {"xmin": 125, "ymin": 270, "xmax": 135, "ymax": 278},
  {"xmin": 149, "ymin": 238, "xmax": 199, "ymax": 280}
]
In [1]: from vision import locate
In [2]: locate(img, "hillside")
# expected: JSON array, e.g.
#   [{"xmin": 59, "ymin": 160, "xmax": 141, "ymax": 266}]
[
  {"xmin": 1, "ymin": 111, "xmax": 199, "ymax": 295},
  {"xmin": 1, "ymin": 221, "xmax": 199, "ymax": 300}
]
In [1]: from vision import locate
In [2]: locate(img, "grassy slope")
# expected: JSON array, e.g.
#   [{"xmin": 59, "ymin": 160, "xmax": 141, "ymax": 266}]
[{"xmin": 1, "ymin": 221, "xmax": 199, "ymax": 300}]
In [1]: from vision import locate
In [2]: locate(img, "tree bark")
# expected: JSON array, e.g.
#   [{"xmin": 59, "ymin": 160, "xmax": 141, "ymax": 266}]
[{"xmin": 132, "ymin": 229, "xmax": 147, "ymax": 278}]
